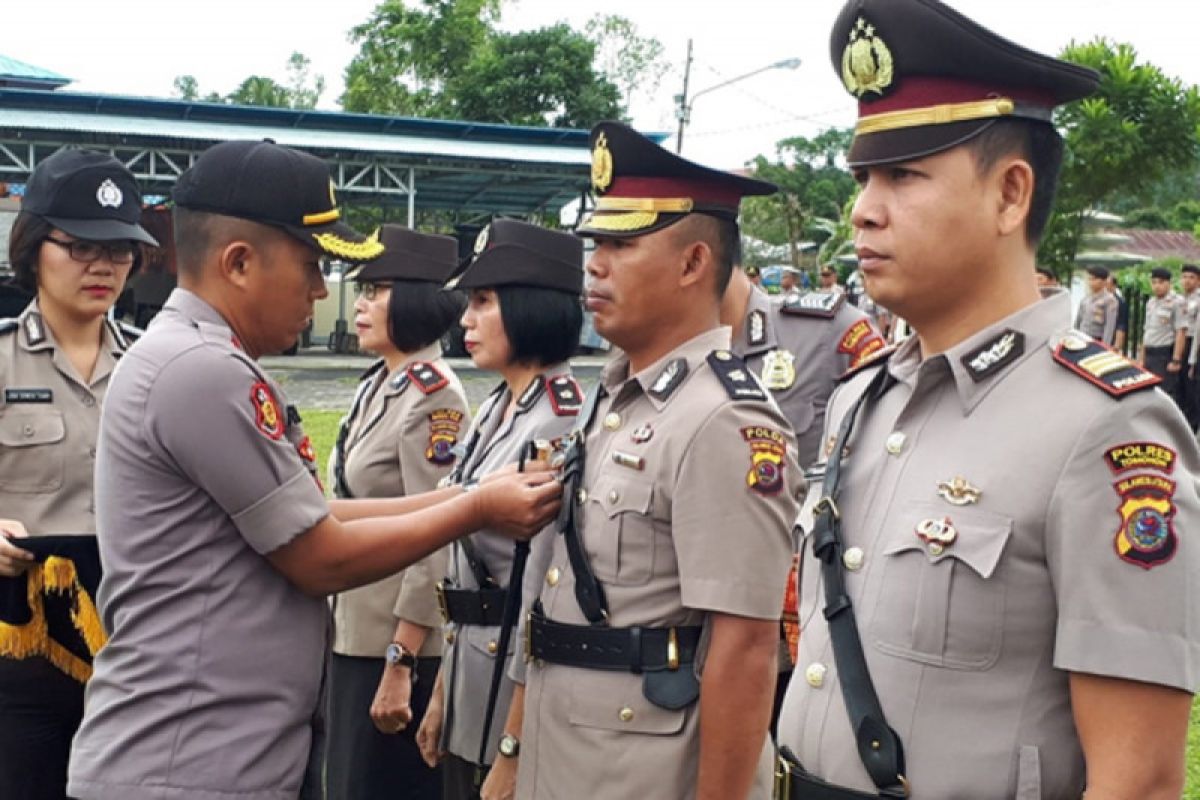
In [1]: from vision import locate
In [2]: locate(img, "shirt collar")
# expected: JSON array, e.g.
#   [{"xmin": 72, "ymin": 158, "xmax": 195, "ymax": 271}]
[{"xmin": 603, "ymin": 327, "xmax": 733, "ymax": 411}]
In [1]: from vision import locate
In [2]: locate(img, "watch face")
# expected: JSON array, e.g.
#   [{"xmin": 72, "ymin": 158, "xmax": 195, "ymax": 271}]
[
  {"xmin": 385, "ymin": 643, "xmax": 401, "ymax": 664},
  {"xmin": 498, "ymin": 734, "xmax": 520, "ymax": 757}
]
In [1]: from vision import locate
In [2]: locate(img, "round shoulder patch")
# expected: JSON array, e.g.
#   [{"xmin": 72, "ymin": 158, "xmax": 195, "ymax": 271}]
[{"xmin": 250, "ymin": 381, "xmax": 284, "ymax": 440}]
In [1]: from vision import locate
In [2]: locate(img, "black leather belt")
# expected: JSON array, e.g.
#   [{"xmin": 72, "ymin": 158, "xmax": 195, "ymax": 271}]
[
  {"xmin": 436, "ymin": 582, "xmax": 507, "ymax": 627},
  {"xmin": 526, "ymin": 607, "xmax": 701, "ymax": 673},
  {"xmin": 776, "ymin": 748, "xmax": 909, "ymax": 799}
]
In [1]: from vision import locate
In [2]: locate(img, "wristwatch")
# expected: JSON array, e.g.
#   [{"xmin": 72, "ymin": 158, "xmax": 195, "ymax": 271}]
[
  {"xmin": 497, "ymin": 733, "xmax": 520, "ymax": 759},
  {"xmin": 384, "ymin": 642, "xmax": 417, "ymax": 670}
]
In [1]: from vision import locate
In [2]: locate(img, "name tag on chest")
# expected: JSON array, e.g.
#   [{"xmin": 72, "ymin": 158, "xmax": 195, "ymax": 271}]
[{"xmin": 5, "ymin": 388, "xmax": 53, "ymax": 403}]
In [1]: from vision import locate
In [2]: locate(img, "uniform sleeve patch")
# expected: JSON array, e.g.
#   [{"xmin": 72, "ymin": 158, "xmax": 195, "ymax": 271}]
[
  {"xmin": 1113, "ymin": 475, "xmax": 1177, "ymax": 569},
  {"xmin": 408, "ymin": 362, "xmax": 449, "ymax": 395},
  {"xmin": 1051, "ymin": 335, "xmax": 1160, "ymax": 397},
  {"xmin": 1104, "ymin": 442, "xmax": 1177, "ymax": 475},
  {"xmin": 250, "ymin": 382, "xmax": 284, "ymax": 440},
  {"xmin": 547, "ymin": 375, "xmax": 583, "ymax": 416},
  {"xmin": 708, "ymin": 351, "xmax": 767, "ymax": 401},
  {"xmin": 426, "ymin": 409, "xmax": 464, "ymax": 464},
  {"xmin": 741, "ymin": 426, "xmax": 787, "ymax": 495},
  {"xmin": 837, "ymin": 344, "xmax": 896, "ymax": 382},
  {"xmin": 838, "ymin": 319, "xmax": 887, "ymax": 369}
]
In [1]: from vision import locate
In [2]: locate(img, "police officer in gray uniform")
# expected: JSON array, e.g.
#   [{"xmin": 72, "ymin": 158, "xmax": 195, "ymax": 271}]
[
  {"xmin": 1138, "ymin": 266, "xmax": 1186, "ymax": 395},
  {"xmin": 776, "ymin": 2, "xmax": 1200, "ymax": 799},
  {"xmin": 68, "ymin": 140, "xmax": 561, "ymax": 800},
  {"xmin": 1075, "ymin": 265, "xmax": 1119, "ymax": 345}
]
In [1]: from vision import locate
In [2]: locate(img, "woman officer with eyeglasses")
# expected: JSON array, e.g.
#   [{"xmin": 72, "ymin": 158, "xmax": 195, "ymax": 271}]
[
  {"xmin": 325, "ymin": 225, "xmax": 471, "ymax": 800},
  {"xmin": 0, "ymin": 149, "xmax": 157, "ymax": 799}
]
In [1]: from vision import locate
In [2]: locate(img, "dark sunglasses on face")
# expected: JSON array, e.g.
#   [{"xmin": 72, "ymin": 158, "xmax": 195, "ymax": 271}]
[{"xmin": 44, "ymin": 236, "xmax": 137, "ymax": 266}]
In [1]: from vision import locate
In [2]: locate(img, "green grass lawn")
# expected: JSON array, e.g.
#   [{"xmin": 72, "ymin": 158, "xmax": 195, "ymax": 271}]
[{"xmin": 295, "ymin": 409, "xmax": 1200, "ymax": 789}]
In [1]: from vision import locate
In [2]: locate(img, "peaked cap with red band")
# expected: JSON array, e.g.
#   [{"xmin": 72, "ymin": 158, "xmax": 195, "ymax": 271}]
[
  {"xmin": 831, "ymin": 0, "xmax": 1099, "ymax": 167},
  {"xmin": 576, "ymin": 121, "xmax": 776, "ymax": 238}
]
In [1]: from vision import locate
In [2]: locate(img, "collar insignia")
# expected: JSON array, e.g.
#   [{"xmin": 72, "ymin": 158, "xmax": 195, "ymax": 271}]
[
  {"xmin": 648, "ymin": 357, "xmax": 688, "ymax": 401},
  {"xmin": 24, "ymin": 312, "xmax": 46, "ymax": 346},
  {"xmin": 961, "ymin": 329, "xmax": 1025, "ymax": 382},
  {"xmin": 842, "ymin": 16, "xmax": 894, "ymax": 98},
  {"xmin": 96, "ymin": 179, "xmax": 123, "ymax": 208},
  {"xmin": 591, "ymin": 131, "xmax": 613, "ymax": 193},
  {"xmin": 748, "ymin": 309, "xmax": 767, "ymax": 347}
]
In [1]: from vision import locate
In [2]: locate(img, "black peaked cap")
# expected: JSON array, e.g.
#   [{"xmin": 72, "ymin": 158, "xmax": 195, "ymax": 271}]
[{"xmin": 450, "ymin": 219, "xmax": 582, "ymax": 295}]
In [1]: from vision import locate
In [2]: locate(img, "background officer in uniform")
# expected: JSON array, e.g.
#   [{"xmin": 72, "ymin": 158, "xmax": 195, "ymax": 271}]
[
  {"xmin": 1075, "ymin": 265, "xmax": 1119, "ymax": 345},
  {"xmin": 514, "ymin": 121, "xmax": 802, "ymax": 800},
  {"xmin": 777, "ymin": 2, "xmax": 1199, "ymax": 798},
  {"xmin": 1178, "ymin": 263, "xmax": 1200, "ymax": 426},
  {"xmin": 0, "ymin": 149, "xmax": 157, "ymax": 800},
  {"xmin": 1137, "ymin": 266, "xmax": 1186, "ymax": 396},
  {"xmin": 68, "ymin": 140, "xmax": 561, "ymax": 800},
  {"xmin": 324, "ymin": 225, "xmax": 470, "ymax": 800}
]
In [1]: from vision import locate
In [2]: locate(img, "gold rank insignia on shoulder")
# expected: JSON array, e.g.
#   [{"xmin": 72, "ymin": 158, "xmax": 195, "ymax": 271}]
[
  {"xmin": 1050, "ymin": 333, "xmax": 1160, "ymax": 398},
  {"xmin": 842, "ymin": 16, "xmax": 894, "ymax": 98},
  {"xmin": 591, "ymin": 131, "xmax": 613, "ymax": 193},
  {"xmin": 761, "ymin": 349, "xmax": 797, "ymax": 391}
]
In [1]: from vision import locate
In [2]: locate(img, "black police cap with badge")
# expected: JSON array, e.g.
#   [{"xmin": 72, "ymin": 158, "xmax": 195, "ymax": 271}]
[
  {"xmin": 577, "ymin": 120, "xmax": 775, "ymax": 238},
  {"xmin": 172, "ymin": 140, "xmax": 384, "ymax": 262},
  {"xmin": 22, "ymin": 149, "xmax": 158, "ymax": 245},
  {"xmin": 832, "ymin": 0, "xmax": 1099, "ymax": 167},
  {"xmin": 449, "ymin": 218, "xmax": 583, "ymax": 295},
  {"xmin": 349, "ymin": 224, "xmax": 459, "ymax": 284}
]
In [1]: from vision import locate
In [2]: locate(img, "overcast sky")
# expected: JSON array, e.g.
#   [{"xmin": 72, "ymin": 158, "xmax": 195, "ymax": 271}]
[{"xmin": 4, "ymin": 0, "xmax": 1198, "ymax": 170}]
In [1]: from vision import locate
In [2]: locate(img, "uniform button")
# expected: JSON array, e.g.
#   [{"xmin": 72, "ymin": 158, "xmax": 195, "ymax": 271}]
[
  {"xmin": 885, "ymin": 432, "xmax": 906, "ymax": 455},
  {"xmin": 576, "ymin": 488, "xmax": 588, "ymax": 504},
  {"xmin": 842, "ymin": 547, "xmax": 865, "ymax": 571},
  {"xmin": 82, "ymin": 395, "xmax": 95, "ymax": 407},
  {"xmin": 928, "ymin": 542, "xmax": 945, "ymax": 557},
  {"xmin": 546, "ymin": 567, "xmax": 561, "ymax": 587},
  {"xmin": 805, "ymin": 662, "xmax": 827, "ymax": 688},
  {"xmin": 88, "ymin": 447, "xmax": 97, "ymax": 459},
  {"xmin": 487, "ymin": 640, "xmax": 498, "ymax": 655},
  {"xmin": 22, "ymin": 424, "xmax": 34, "ymax": 437},
  {"xmin": 445, "ymin": 631, "xmax": 456, "ymax": 645},
  {"xmin": 618, "ymin": 707, "xmax": 635, "ymax": 722},
  {"xmin": 608, "ymin": 489, "xmax": 620, "ymax": 504},
  {"xmin": 603, "ymin": 412, "xmax": 622, "ymax": 431}
]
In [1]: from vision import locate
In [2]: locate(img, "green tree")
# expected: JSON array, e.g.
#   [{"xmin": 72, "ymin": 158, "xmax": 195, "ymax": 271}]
[
  {"xmin": 227, "ymin": 75, "xmax": 292, "ymax": 108},
  {"xmin": 172, "ymin": 75, "xmax": 200, "ymax": 101},
  {"xmin": 740, "ymin": 128, "xmax": 856, "ymax": 269},
  {"xmin": 171, "ymin": 52, "xmax": 325, "ymax": 109},
  {"xmin": 584, "ymin": 14, "xmax": 668, "ymax": 116},
  {"xmin": 1039, "ymin": 39, "xmax": 1200, "ymax": 275},
  {"xmin": 284, "ymin": 52, "xmax": 325, "ymax": 110}
]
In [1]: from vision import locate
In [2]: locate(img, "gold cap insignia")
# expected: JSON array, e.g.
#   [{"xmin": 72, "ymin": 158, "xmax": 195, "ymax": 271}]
[
  {"xmin": 474, "ymin": 225, "xmax": 490, "ymax": 255},
  {"xmin": 591, "ymin": 132, "xmax": 613, "ymax": 193},
  {"xmin": 842, "ymin": 16, "xmax": 894, "ymax": 98}
]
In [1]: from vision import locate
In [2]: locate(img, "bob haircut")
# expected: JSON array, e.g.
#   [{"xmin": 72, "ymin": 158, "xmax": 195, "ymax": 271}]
[
  {"xmin": 494, "ymin": 285, "xmax": 583, "ymax": 367},
  {"xmin": 387, "ymin": 280, "xmax": 466, "ymax": 353},
  {"xmin": 9, "ymin": 210, "xmax": 145, "ymax": 293}
]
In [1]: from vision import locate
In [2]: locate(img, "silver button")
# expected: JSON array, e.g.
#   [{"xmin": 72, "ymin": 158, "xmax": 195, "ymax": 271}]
[
  {"xmin": 82, "ymin": 395, "xmax": 96, "ymax": 407},
  {"xmin": 607, "ymin": 489, "xmax": 620, "ymax": 504},
  {"xmin": 603, "ymin": 412, "xmax": 622, "ymax": 431},
  {"xmin": 22, "ymin": 424, "xmax": 33, "ymax": 437},
  {"xmin": 804, "ymin": 662, "xmax": 827, "ymax": 688},
  {"xmin": 885, "ymin": 432, "xmax": 906, "ymax": 455},
  {"xmin": 576, "ymin": 488, "xmax": 588, "ymax": 504},
  {"xmin": 842, "ymin": 547, "xmax": 865, "ymax": 571},
  {"xmin": 928, "ymin": 542, "xmax": 945, "ymax": 557}
]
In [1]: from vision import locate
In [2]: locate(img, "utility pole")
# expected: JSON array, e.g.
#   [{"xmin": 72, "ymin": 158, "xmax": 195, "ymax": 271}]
[{"xmin": 674, "ymin": 39, "xmax": 693, "ymax": 154}]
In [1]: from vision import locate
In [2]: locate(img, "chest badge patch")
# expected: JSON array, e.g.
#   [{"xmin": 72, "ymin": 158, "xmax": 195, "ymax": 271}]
[
  {"xmin": 936, "ymin": 476, "xmax": 981, "ymax": 506},
  {"xmin": 426, "ymin": 409, "xmax": 464, "ymax": 465},
  {"xmin": 761, "ymin": 349, "xmax": 796, "ymax": 391},
  {"xmin": 1114, "ymin": 475, "xmax": 1177, "ymax": 570},
  {"xmin": 251, "ymin": 382, "xmax": 284, "ymax": 440},
  {"xmin": 741, "ymin": 426, "xmax": 787, "ymax": 495},
  {"xmin": 915, "ymin": 517, "xmax": 958, "ymax": 556}
]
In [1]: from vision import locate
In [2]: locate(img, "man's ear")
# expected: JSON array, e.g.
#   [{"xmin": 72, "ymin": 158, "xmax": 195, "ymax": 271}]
[
  {"xmin": 216, "ymin": 241, "xmax": 256, "ymax": 288},
  {"xmin": 995, "ymin": 157, "xmax": 1034, "ymax": 238},
  {"xmin": 679, "ymin": 239, "xmax": 713, "ymax": 290}
]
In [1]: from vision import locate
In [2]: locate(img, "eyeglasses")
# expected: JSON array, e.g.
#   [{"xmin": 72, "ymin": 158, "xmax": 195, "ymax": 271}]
[
  {"xmin": 355, "ymin": 282, "xmax": 388, "ymax": 300},
  {"xmin": 44, "ymin": 236, "xmax": 137, "ymax": 266}
]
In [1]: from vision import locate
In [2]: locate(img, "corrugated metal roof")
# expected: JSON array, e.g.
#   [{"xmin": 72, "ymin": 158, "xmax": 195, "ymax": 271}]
[{"xmin": 0, "ymin": 55, "xmax": 70, "ymax": 85}]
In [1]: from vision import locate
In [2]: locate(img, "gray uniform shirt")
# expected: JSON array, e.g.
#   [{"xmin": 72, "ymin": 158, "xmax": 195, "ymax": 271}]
[
  {"xmin": 441, "ymin": 365, "xmax": 580, "ymax": 765},
  {"xmin": 1142, "ymin": 292, "xmax": 1185, "ymax": 349},
  {"xmin": 779, "ymin": 290, "xmax": 1200, "ymax": 799},
  {"xmin": 1075, "ymin": 289, "xmax": 1119, "ymax": 344},
  {"xmin": 0, "ymin": 301, "xmax": 129, "ymax": 535},
  {"xmin": 517, "ymin": 328, "xmax": 802, "ymax": 800},
  {"xmin": 328, "ymin": 346, "xmax": 470, "ymax": 659},
  {"xmin": 69, "ymin": 289, "xmax": 331, "ymax": 800},
  {"xmin": 733, "ymin": 287, "xmax": 883, "ymax": 468}
]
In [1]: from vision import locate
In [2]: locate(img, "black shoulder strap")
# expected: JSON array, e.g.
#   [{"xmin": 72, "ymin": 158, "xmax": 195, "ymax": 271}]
[
  {"xmin": 557, "ymin": 383, "xmax": 610, "ymax": 624},
  {"xmin": 809, "ymin": 367, "xmax": 909, "ymax": 797}
]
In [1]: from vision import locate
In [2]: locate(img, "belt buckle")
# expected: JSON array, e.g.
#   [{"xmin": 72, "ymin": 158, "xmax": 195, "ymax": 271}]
[
  {"xmin": 435, "ymin": 581, "xmax": 450, "ymax": 625},
  {"xmin": 773, "ymin": 754, "xmax": 793, "ymax": 799},
  {"xmin": 667, "ymin": 627, "xmax": 680, "ymax": 671}
]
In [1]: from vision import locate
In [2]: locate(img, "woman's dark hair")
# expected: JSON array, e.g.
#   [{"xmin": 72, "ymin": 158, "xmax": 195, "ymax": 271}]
[
  {"xmin": 8, "ymin": 210, "xmax": 145, "ymax": 293},
  {"xmin": 387, "ymin": 280, "xmax": 466, "ymax": 352},
  {"xmin": 495, "ymin": 285, "xmax": 584, "ymax": 367}
]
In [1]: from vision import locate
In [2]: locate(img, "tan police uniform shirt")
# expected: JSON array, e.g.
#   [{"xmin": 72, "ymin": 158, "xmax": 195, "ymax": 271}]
[
  {"xmin": 329, "ymin": 345, "xmax": 470, "ymax": 659},
  {"xmin": 778, "ymin": 289, "xmax": 1200, "ymax": 799},
  {"xmin": 0, "ymin": 301, "xmax": 131, "ymax": 535},
  {"xmin": 733, "ymin": 287, "xmax": 884, "ymax": 468},
  {"xmin": 441, "ymin": 365, "xmax": 581, "ymax": 766},
  {"xmin": 517, "ymin": 328, "xmax": 802, "ymax": 800},
  {"xmin": 1075, "ymin": 288, "xmax": 1119, "ymax": 345},
  {"xmin": 1142, "ymin": 292, "xmax": 1185, "ymax": 349},
  {"xmin": 70, "ymin": 289, "xmax": 331, "ymax": 800}
]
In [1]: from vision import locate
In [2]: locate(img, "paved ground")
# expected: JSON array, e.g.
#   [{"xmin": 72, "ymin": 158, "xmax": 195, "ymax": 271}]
[{"xmin": 260, "ymin": 348, "xmax": 607, "ymax": 410}]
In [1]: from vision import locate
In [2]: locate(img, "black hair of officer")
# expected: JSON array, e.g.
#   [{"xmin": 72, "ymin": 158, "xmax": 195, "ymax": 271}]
[
  {"xmin": 349, "ymin": 224, "xmax": 465, "ymax": 353},
  {"xmin": 1182, "ymin": 264, "xmax": 1200, "ymax": 278},
  {"xmin": 832, "ymin": 0, "xmax": 1099, "ymax": 245},
  {"xmin": 1087, "ymin": 266, "xmax": 1111, "ymax": 280},
  {"xmin": 451, "ymin": 218, "xmax": 584, "ymax": 366},
  {"xmin": 1150, "ymin": 267, "xmax": 1173, "ymax": 282}
]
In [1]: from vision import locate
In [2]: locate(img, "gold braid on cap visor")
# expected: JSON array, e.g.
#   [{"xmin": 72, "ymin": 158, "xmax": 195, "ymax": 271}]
[
  {"xmin": 314, "ymin": 229, "xmax": 385, "ymax": 261},
  {"xmin": 582, "ymin": 196, "xmax": 696, "ymax": 232},
  {"xmin": 855, "ymin": 97, "xmax": 1017, "ymax": 135}
]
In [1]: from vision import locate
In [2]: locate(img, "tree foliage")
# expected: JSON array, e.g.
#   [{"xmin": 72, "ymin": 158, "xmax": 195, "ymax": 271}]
[
  {"xmin": 1039, "ymin": 39, "xmax": 1200, "ymax": 274},
  {"xmin": 584, "ymin": 14, "xmax": 669, "ymax": 115},
  {"xmin": 172, "ymin": 52, "xmax": 325, "ymax": 109},
  {"xmin": 740, "ymin": 128, "xmax": 856, "ymax": 269}
]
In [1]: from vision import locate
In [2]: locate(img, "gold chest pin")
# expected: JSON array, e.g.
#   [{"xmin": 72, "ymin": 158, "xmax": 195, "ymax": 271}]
[
  {"xmin": 936, "ymin": 476, "xmax": 981, "ymax": 506},
  {"xmin": 762, "ymin": 349, "xmax": 797, "ymax": 391}
]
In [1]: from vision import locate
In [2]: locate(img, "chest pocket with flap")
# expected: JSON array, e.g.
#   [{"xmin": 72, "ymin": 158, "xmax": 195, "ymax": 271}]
[
  {"xmin": 869, "ymin": 500, "xmax": 1012, "ymax": 670},
  {"xmin": 0, "ymin": 408, "xmax": 67, "ymax": 493},
  {"xmin": 585, "ymin": 474, "xmax": 655, "ymax": 586}
]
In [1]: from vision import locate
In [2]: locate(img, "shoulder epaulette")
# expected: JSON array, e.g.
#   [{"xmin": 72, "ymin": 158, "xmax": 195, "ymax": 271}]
[
  {"xmin": 407, "ymin": 361, "xmax": 449, "ymax": 395},
  {"xmin": 1050, "ymin": 332, "xmax": 1160, "ymax": 398},
  {"xmin": 0, "ymin": 319, "xmax": 16, "ymax": 336},
  {"xmin": 707, "ymin": 350, "xmax": 767, "ymax": 401},
  {"xmin": 837, "ymin": 344, "xmax": 897, "ymax": 383},
  {"xmin": 546, "ymin": 375, "xmax": 583, "ymax": 416},
  {"xmin": 780, "ymin": 290, "xmax": 846, "ymax": 319}
]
